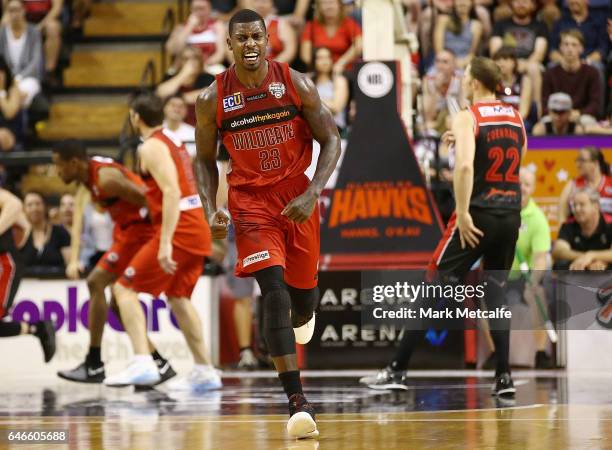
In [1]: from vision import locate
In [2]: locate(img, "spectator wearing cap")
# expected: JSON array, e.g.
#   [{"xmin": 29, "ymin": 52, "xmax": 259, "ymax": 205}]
[
  {"xmin": 549, "ymin": 0, "xmax": 608, "ymax": 70},
  {"xmin": 542, "ymin": 29, "xmax": 602, "ymax": 124},
  {"xmin": 490, "ymin": 0, "xmax": 547, "ymax": 115},
  {"xmin": 532, "ymin": 92, "xmax": 584, "ymax": 135},
  {"xmin": 552, "ymin": 187, "xmax": 612, "ymax": 271}
]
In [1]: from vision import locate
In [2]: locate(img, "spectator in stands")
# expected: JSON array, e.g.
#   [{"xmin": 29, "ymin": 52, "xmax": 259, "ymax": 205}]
[
  {"xmin": 58, "ymin": 193, "xmax": 74, "ymax": 233},
  {"xmin": 510, "ymin": 168, "xmax": 553, "ymax": 368},
  {"xmin": 156, "ymin": 46, "xmax": 214, "ymax": 126},
  {"xmin": 532, "ymin": 92, "xmax": 584, "ymax": 135},
  {"xmin": 0, "ymin": 0, "xmax": 43, "ymax": 107},
  {"xmin": 490, "ymin": 0, "xmax": 547, "ymax": 115},
  {"xmin": 163, "ymin": 94, "xmax": 196, "ymax": 157},
  {"xmin": 494, "ymin": 46, "xmax": 533, "ymax": 121},
  {"xmin": 312, "ymin": 47, "xmax": 349, "ymax": 133},
  {"xmin": 20, "ymin": 191, "xmax": 70, "ymax": 275},
  {"xmin": 433, "ymin": 0, "xmax": 483, "ymax": 69},
  {"xmin": 420, "ymin": 0, "xmax": 491, "ymax": 67},
  {"xmin": 558, "ymin": 146, "xmax": 611, "ymax": 223},
  {"xmin": 300, "ymin": 0, "xmax": 362, "ymax": 73},
  {"xmin": 20, "ymin": 0, "xmax": 63, "ymax": 81},
  {"xmin": 552, "ymin": 187, "xmax": 612, "ymax": 271},
  {"xmin": 549, "ymin": 0, "xmax": 608, "ymax": 70},
  {"xmin": 422, "ymin": 49, "xmax": 462, "ymax": 135},
  {"xmin": 0, "ymin": 56, "xmax": 25, "ymax": 151},
  {"xmin": 165, "ymin": 0, "xmax": 226, "ymax": 71},
  {"xmin": 584, "ymin": 104, "xmax": 612, "ymax": 135},
  {"xmin": 542, "ymin": 29, "xmax": 602, "ymax": 124},
  {"xmin": 251, "ymin": 0, "xmax": 297, "ymax": 63}
]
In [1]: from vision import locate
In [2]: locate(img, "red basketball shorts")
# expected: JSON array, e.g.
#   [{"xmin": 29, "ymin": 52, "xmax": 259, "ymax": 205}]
[
  {"xmin": 96, "ymin": 222, "xmax": 154, "ymax": 277},
  {"xmin": 118, "ymin": 235, "xmax": 205, "ymax": 299},
  {"xmin": 228, "ymin": 174, "xmax": 320, "ymax": 290}
]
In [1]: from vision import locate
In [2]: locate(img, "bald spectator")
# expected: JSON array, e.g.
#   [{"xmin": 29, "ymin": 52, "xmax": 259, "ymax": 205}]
[
  {"xmin": 553, "ymin": 188, "xmax": 612, "ymax": 271},
  {"xmin": 532, "ymin": 93, "xmax": 584, "ymax": 135},
  {"xmin": 422, "ymin": 49, "xmax": 463, "ymax": 135},
  {"xmin": 490, "ymin": 0, "xmax": 547, "ymax": 114},
  {"xmin": 549, "ymin": 0, "xmax": 608, "ymax": 69},
  {"xmin": 542, "ymin": 30, "xmax": 602, "ymax": 124}
]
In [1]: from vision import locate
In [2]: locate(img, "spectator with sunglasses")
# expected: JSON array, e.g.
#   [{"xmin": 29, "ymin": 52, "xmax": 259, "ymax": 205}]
[{"xmin": 532, "ymin": 92, "xmax": 584, "ymax": 136}]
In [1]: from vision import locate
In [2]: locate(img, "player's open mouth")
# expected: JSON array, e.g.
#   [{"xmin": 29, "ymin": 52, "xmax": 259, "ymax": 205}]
[{"xmin": 244, "ymin": 53, "xmax": 259, "ymax": 63}]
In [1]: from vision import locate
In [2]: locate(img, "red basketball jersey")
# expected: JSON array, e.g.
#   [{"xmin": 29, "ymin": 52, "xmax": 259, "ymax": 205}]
[
  {"xmin": 215, "ymin": 59, "xmax": 313, "ymax": 189},
  {"xmin": 467, "ymin": 100, "xmax": 527, "ymax": 211},
  {"xmin": 87, "ymin": 157, "xmax": 149, "ymax": 233},
  {"xmin": 143, "ymin": 129, "xmax": 210, "ymax": 256}
]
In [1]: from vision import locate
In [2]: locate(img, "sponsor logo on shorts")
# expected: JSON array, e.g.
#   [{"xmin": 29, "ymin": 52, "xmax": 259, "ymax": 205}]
[
  {"xmin": 243, "ymin": 250, "xmax": 270, "ymax": 267},
  {"xmin": 223, "ymin": 92, "xmax": 244, "ymax": 112},
  {"xmin": 268, "ymin": 82, "xmax": 286, "ymax": 99},
  {"xmin": 246, "ymin": 92, "xmax": 267, "ymax": 102}
]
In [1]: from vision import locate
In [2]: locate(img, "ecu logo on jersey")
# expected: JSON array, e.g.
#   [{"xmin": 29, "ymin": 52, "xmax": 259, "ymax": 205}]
[{"xmin": 223, "ymin": 92, "xmax": 244, "ymax": 112}]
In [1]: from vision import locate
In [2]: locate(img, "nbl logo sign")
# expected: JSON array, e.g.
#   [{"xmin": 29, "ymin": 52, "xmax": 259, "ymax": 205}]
[
  {"xmin": 223, "ymin": 92, "xmax": 244, "ymax": 112},
  {"xmin": 357, "ymin": 62, "xmax": 393, "ymax": 99}
]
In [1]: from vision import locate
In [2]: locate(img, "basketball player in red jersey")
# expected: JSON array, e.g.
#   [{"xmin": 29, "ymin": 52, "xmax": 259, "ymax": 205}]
[
  {"xmin": 0, "ymin": 188, "xmax": 55, "ymax": 362},
  {"xmin": 195, "ymin": 9, "xmax": 341, "ymax": 439},
  {"xmin": 105, "ymin": 93, "xmax": 220, "ymax": 390},
  {"xmin": 364, "ymin": 57, "xmax": 527, "ymax": 399},
  {"xmin": 52, "ymin": 140, "xmax": 176, "ymax": 385}
]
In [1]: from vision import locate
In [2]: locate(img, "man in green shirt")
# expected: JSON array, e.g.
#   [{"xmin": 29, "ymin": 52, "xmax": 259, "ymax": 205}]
[{"xmin": 511, "ymin": 169, "xmax": 552, "ymax": 368}]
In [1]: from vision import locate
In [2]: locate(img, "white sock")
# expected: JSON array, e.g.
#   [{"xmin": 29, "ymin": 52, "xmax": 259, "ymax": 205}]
[
  {"xmin": 194, "ymin": 364, "xmax": 214, "ymax": 372},
  {"xmin": 133, "ymin": 354, "xmax": 154, "ymax": 365}
]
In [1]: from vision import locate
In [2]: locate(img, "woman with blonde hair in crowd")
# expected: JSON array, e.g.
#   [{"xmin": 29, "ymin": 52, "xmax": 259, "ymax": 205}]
[{"xmin": 311, "ymin": 47, "xmax": 349, "ymax": 134}]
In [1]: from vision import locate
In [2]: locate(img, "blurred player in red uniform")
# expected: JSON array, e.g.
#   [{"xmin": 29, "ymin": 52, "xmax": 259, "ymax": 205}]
[
  {"xmin": 0, "ymin": 188, "xmax": 55, "ymax": 362},
  {"xmin": 52, "ymin": 140, "xmax": 176, "ymax": 384},
  {"xmin": 195, "ymin": 9, "xmax": 341, "ymax": 439},
  {"xmin": 104, "ymin": 93, "xmax": 220, "ymax": 390}
]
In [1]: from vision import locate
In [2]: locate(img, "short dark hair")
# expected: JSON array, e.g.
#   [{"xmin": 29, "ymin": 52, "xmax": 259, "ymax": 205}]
[
  {"xmin": 469, "ymin": 57, "xmax": 502, "ymax": 94},
  {"xmin": 52, "ymin": 139, "xmax": 87, "ymax": 161},
  {"xmin": 129, "ymin": 93, "xmax": 164, "ymax": 127},
  {"xmin": 228, "ymin": 9, "xmax": 266, "ymax": 36},
  {"xmin": 493, "ymin": 46, "xmax": 517, "ymax": 62}
]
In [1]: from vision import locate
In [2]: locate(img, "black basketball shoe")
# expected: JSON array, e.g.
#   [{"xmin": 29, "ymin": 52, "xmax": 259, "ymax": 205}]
[
  {"xmin": 492, "ymin": 372, "xmax": 516, "ymax": 397},
  {"xmin": 58, "ymin": 360, "xmax": 105, "ymax": 383},
  {"xmin": 153, "ymin": 357, "xmax": 177, "ymax": 385},
  {"xmin": 287, "ymin": 393, "xmax": 319, "ymax": 439}
]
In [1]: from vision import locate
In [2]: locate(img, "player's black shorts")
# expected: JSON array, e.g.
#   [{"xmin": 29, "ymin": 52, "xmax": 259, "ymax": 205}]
[
  {"xmin": 427, "ymin": 207, "xmax": 520, "ymax": 279},
  {"xmin": 0, "ymin": 251, "xmax": 23, "ymax": 319}
]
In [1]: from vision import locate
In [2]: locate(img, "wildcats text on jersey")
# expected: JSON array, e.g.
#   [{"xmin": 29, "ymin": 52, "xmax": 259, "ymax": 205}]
[{"xmin": 231, "ymin": 123, "xmax": 295, "ymax": 151}]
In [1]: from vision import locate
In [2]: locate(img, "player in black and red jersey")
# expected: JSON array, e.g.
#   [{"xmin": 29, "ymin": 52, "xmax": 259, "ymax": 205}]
[
  {"xmin": 363, "ymin": 57, "xmax": 527, "ymax": 398},
  {"xmin": 195, "ymin": 9, "xmax": 341, "ymax": 439}
]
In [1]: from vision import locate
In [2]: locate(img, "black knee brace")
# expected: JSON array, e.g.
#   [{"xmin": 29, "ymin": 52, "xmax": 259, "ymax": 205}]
[
  {"xmin": 261, "ymin": 289, "xmax": 295, "ymax": 356},
  {"xmin": 288, "ymin": 286, "xmax": 319, "ymax": 327}
]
